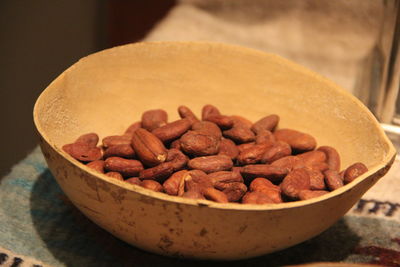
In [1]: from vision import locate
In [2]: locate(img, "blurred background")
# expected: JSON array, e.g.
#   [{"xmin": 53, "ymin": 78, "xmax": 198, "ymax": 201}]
[
  {"xmin": 0, "ymin": 0, "xmax": 175, "ymax": 176},
  {"xmin": 0, "ymin": 0, "xmax": 398, "ymax": 176}
]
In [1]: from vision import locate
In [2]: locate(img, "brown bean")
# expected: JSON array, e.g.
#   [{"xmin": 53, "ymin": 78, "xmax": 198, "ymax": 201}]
[
  {"xmin": 178, "ymin": 105, "xmax": 199, "ymax": 125},
  {"xmin": 261, "ymin": 141, "xmax": 291, "ymax": 164},
  {"xmin": 274, "ymin": 129, "xmax": 317, "ymax": 152},
  {"xmin": 104, "ymin": 157, "xmax": 144, "ymax": 177},
  {"xmin": 242, "ymin": 192, "xmax": 275, "ymax": 204},
  {"xmin": 163, "ymin": 170, "xmax": 188, "ymax": 196},
  {"xmin": 249, "ymin": 177, "xmax": 276, "ymax": 191},
  {"xmin": 223, "ymin": 126, "xmax": 255, "ymax": 144},
  {"xmin": 324, "ymin": 169, "xmax": 344, "ymax": 191},
  {"xmin": 152, "ymin": 119, "xmax": 191, "ymax": 143},
  {"xmin": 139, "ymin": 162, "xmax": 174, "ymax": 182},
  {"xmin": 180, "ymin": 131, "xmax": 220, "ymax": 156},
  {"xmin": 230, "ymin": 115, "xmax": 253, "ymax": 129},
  {"xmin": 297, "ymin": 151, "xmax": 326, "ymax": 167},
  {"xmin": 86, "ymin": 160, "xmax": 105, "ymax": 173},
  {"xmin": 343, "ymin": 162, "xmax": 368, "ymax": 184},
  {"xmin": 102, "ymin": 134, "xmax": 131, "ymax": 148},
  {"xmin": 237, "ymin": 142, "xmax": 256, "ymax": 153},
  {"xmin": 310, "ymin": 162, "xmax": 330, "ymax": 172},
  {"xmin": 298, "ymin": 190, "xmax": 329, "ymax": 200},
  {"xmin": 105, "ymin": 172, "xmax": 124, "ymax": 181},
  {"xmin": 184, "ymin": 170, "xmax": 213, "ymax": 192},
  {"xmin": 240, "ymin": 164, "xmax": 287, "ymax": 183},
  {"xmin": 131, "ymin": 128, "xmax": 168, "ymax": 167},
  {"xmin": 251, "ymin": 114, "xmax": 279, "ymax": 133},
  {"xmin": 249, "ymin": 178, "xmax": 283, "ymax": 203},
  {"xmin": 280, "ymin": 168, "xmax": 311, "ymax": 199},
  {"xmin": 270, "ymin": 156, "xmax": 305, "ymax": 173},
  {"xmin": 305, "ymin": 168, "xmax": 326, "ymax": 190},
  {"xmin": 221, "ymin": 182, "xmax": 247, "ymax": 202},
  {"xmin": 188, "ymin": 155, "xmax": 233, "ymax": 173},
  {"xmin": 218, "ymin": 138, "xmax": 239, "ymax": 160},
  {"xmin": 141, "ymin": 180, "xmax": 163, "ymax": 192},
  {"xmin": 255, "ymin": 129, "xmax": 276, "ymax": 146},
  {"xmin": 75, "ymin": 133, "xmax": 99, "ymax": 147},
  {"xmin": 63, "ymin": 143, "xmax": 103, "ymax": 162},
  {"xmin": 317, "ymin": 146, "xmax": 341, "ymax": 171},
  {"xmin": 201, "ymin": 104, "xmax": 220, "ymax": 120},
  {"xmin": 192, "ymin": 121, "xmax": 222, "ymax": 138},
  {"xmin": 103, "ymin": 144, "xmax": 135, "ymax": 159},
  {"xmin": 209, "ymin": 171, "xmax": 244, "ymax": 187},
  {"xmin": 141, "ymin": 109, "xmax": 168, "ymax": 131},
  {"xmin": 203, "ymin": 187, "xmax": 229, "ymax": 203},
  {"xmin": 166, "ymin": 148, "xmax": 188, "ymax": 171},
  {"xmin": 204, "ymin": 115, "xmax": 234, "ymax": 129},
  {"xmin": 237, "ymin": 144, "xmax": 270, "ymax": 165}
]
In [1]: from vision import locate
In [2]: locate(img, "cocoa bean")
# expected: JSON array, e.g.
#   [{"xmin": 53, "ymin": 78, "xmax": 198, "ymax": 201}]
[
  {"xmin": 104, "ymin": 157, "xmax": 144, "ymax": 177},
  {"xmin": 192, "ymin": 121, "xmax": 222, "ymax": 138},
  {"xmin": 218, "ymin": 138, "xmax": 239, "ymax": 160},
  {"xmin": 324, "ymin": 169, "xmax": 343, "ymax": 191},
  {"xmin": 223, "ymin": 126, "xmax": 255, "ymax": 144},
  {"xmin": 251, "ymin": 114, "xmax": 279, "ymax": 133},
  {"xmin": 131, "ymin": 128, "xmax": 168, "ymax": 167},
  {"xmin": 188, "ymin": 155, "xmax": 233, "ymax": 173},
  {"xmin": 103, "ymin": 144, "xmax": 135, "ymax": 159},
  {"xmin": 163, "ymin": 170, "xmax": 188, "ymax": 196},
  {"xmin": 261, "ymin": 141, "xmax": 291, "ymax": 164},
  {"xmin": 280, "ymin": 168, "xmax": 311, "ymax": 199},
  {"xmin": 141, "ymin": 109, "xmax": 168, "ymax": 131},
  {"xmin": 241, "ymin": 164, "xmax": 287, "ymax": 183},
  {"xmin": 317, "ymin": 146, "xmax": 341, "ymax": 171},
  {"xmin": 180, "ymin": 131, "xmax": 220, "ymax": 156},
  {"xmin": 152, "ymin": 119, "xmax": 191, "ymax": 143},
  {"xmin": 343, "ymin": 162, "xmax": 368, "ymax": 184},
  {"xmin": 178, "ymin": 105, "xmax": 199, "ymax": 125},
  {"xmin": 274, "ymin": 129, "xmax": 317, "ymax": 152}
]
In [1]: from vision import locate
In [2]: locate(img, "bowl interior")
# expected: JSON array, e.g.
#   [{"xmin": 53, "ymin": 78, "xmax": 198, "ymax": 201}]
[{"xmin": 34, "ymin": 41, "xmax": 394, "ymax": 194}]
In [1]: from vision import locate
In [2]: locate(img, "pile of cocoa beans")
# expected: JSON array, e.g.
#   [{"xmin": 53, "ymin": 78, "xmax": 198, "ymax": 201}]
[{"xmin": 62, "ymin": 105, "xmax": 368, "ymax": 204}]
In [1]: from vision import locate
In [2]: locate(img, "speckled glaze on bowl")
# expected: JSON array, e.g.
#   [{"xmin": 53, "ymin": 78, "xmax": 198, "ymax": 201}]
[{"xmin": 33, "ymin": 42, "xmax": 396, "ymax": 260}]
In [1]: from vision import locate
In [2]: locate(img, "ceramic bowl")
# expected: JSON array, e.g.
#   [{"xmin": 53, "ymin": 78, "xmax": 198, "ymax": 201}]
[{"xmin": 33, "ymin": 42, "xmax": 396, "ymax": 260}]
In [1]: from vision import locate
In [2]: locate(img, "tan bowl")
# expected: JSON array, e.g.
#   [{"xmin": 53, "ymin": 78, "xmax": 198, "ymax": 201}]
[{"xmin": 33, "ymin": 41, "xmax": 396, "ymax": 260}]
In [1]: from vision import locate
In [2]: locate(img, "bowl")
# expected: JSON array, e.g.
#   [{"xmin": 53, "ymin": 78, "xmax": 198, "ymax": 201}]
[{"xmin": 33, "ymin": 41, "xmax": 396, "ymax": 260}]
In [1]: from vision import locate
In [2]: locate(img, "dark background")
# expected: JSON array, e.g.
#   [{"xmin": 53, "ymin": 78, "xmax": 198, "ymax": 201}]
[{"xmin": 0, "ymin": 0, "xmax": 175, "ymax": 177}]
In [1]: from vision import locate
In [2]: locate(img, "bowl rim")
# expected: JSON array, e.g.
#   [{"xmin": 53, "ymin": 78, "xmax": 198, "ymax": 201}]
[{"xmin": 33, "ymin": 41, "xmax": 397, "ymax": 211}]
